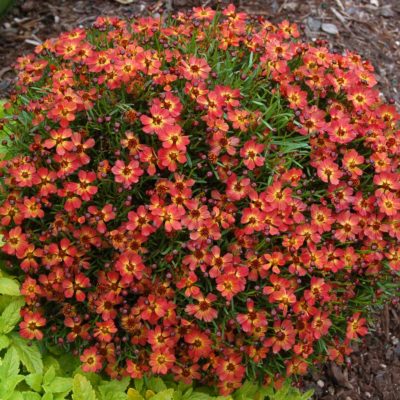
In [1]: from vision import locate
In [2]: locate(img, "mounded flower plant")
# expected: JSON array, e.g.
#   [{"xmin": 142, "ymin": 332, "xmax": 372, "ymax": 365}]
[{"xmin": 0, "ymin": 4, "xmax": 399, "ymax": 395}]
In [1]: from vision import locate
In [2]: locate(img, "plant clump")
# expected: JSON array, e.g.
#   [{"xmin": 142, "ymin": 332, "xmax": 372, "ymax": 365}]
[{"xmin": 0, "ymin": 4, "xmax": 399, "ymax": 395}]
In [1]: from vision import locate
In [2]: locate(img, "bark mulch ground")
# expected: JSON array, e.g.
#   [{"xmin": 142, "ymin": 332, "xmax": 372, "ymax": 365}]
[{"xmin": 0, "ymin": 1, "xmax": 399, "ymax": 399}]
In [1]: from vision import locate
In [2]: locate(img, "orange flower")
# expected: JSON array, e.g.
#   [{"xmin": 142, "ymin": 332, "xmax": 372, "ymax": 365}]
[
  {"xmin": 149, "ymin": 349, "xmax": 176, "ymax": 375},
  {"xmin": 185, "ymin": 293, "xmax": 218, "ymax": 322},
  {"xmin": 346, "ymin": 312, "xmax": 368, "ymax": 340},
  {"xmin": 2, "ymin": 226, "xmax": 29, "ymax": 256},
  {"xmin": 264, "ymin": 319, "xmax": 296, "ymax": 353},
  {"xmin": 180, "ymin": 56, "xmax": 211, "ymax": 81},
  {"xmin": 19, "ymin": 311, "xmax": 46, "ymax": 340},
  {"xmin": 317, "ymin": 159, "xmax": 343, "ymax": 185},
  {"xmin": 80, "ymin": 346, "xmax": 104, "ymax": 372}
]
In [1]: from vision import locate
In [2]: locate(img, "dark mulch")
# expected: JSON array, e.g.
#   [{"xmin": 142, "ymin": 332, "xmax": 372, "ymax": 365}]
[{"xmin": 0, "ymin": 1, "xmax": 399, "ymax": 399}]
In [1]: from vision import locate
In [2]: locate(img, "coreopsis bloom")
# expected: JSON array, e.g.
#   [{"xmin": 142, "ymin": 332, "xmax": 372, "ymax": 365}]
[
  {"xmin": 264, "ymin": 320, "xmax": 296, "ymax": 353},
  {"xmin": 80, "ymin": 347, "xmax": 104, "ymax": 372},
  {"xmin": 180, "ymin": 56, "xmax": 211, "ymax": 81},
  {"xmin": 111, "ymin": 159, "xmax": 143, "ymax": 188},
  {"xmin": 185, "ymin": 293, "xmax": 218, "ymax": 322},
  {"xmin": 317, "ymin": 159, "xmax": 343, "ymax": 185},
  {"xmin": 346, "ymin": 313, "xmax": 368, "ymax": 340},
  {"xmin": 240, "ymin": 140, "xmax": 265, "ymax": 170},
  {"xmin": 149, "ymin": 349, "xmax": 176, "ymax": 375},
  {"xmin": 19, "ymin": 312, "xmax": 46, "ymax": 340}
]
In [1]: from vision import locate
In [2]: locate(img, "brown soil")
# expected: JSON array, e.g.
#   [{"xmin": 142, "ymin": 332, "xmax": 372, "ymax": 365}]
[{"xmin": 0, "ymin": 1, "xmax": 399, "ymax": 399}]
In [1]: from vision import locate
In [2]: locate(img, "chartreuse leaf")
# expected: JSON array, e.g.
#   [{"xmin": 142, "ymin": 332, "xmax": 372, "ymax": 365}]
[
  {"xmin": 0, "ymin": 348, "xmax": 25, "ymax": 400},
  {"xmin": 43, "ymin": 355, "xmax": 62, "ymax": 374},
  {"xmin": 22, "ymin": 392, "xmax": 41, "ymax": 400},
  {"xmin": 25, "ymin": 372, "xmax": 43, "ymax": 392},
  {"xmin": 0, "ymin": 277, "xmax": 21, "ymax": 296},
  {"xmin": 0, "ymin": 297, "xmax": 24, "ymax": 334},
  {"xmin": 146, "ymin": 377, "xmax": 167, "ymax": 393},
  {"xmin": 233, "ymin": 381, "xmax": 258, "ymax": 400},
  {"xmin": 98, "ymin": 377, "xmax": 129, "ymax": 399},
  {"xmin": 74, "ymin": 370, "xmax": 102, "ymax": 388},
  {"xmin": 134, "ymin": 379, "xmax": 144, "ymax": 392},
  {"xmin": 8, "ymin": 390, "xmax": 24, "ymax": 400},
  {"xmin": 43, "ymin": 366, "xmax": 56, "ymax": 386},
  {"xmin": 186, "ymin": 394, "xmax": 211, "ymax": 400},
  {"xmin": 0, "ymin": 333, "xmax": 10, "ymax": 350},
  {"xmin": 47, "ymin": 376, "xmax": 73, "ymax": 393},
  {"xmin": 10, "ymin": 333, "xmax": 43, "ymax": 374},
  {"xmin": 150, "ymin": 389, "xmax": 174, "ymax": 400},
  {"xmin": 72, "ymin": 374, "xmax": 98, "ymax": 400},
  {"xmin": 0, "ymin": 346, "xmax": 20, "ymax": 379},
  {"xmin": 127, "ymin": 388, "xmax": 145, "ymax": 400}
]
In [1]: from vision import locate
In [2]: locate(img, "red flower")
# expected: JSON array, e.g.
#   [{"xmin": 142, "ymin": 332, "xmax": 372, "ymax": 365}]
[
  {"xmin": 80, "ymin": 346, "xmax": 104, "ymax": 372},
  {"xmin": 157, "ymin": 147, "xmax": 187, "ymax": 172},
  {"xmin": 311, "ymin": 311, "xmax": 332, "ymax": 339},
  {"xmin": 111, "ymin": 159, "xmax": 143, "ymax": 188},
  {"xmin": 94, "ymin": 320, "xmax": 118, "ymax": 343},
  {"xmin": 140, "ymin": 105, "xmax": 175, "ymax": 135},
  {"xmin": 264, "ymin": 319, "xmax": 296, "ymax": 353},
  {"xmin": 19, "ymin": 312, "xmax": 46, "ymax": 340},
  {"xmin": 149, "ymin": 349, "xmax": 176, "ymax": 375},
  {"xmin": 185, "ymin": 293, "xmax": 218, "ymax": 322},
  {"xmin": 346, "ymin": 312, "xmax": 368, "ymax": 340},
  {"xmin": 184, "ymin": 329, "xmax": 213, "ymax": 361},
  {"xmin": 317, "ymin": 159, "xmax": 343, "ymax": 185},
  {"xmin": 180, "ymin": 56, "xmax": 211, "ymax": 81},
  {"xmin": 240, "ymin": 140, "xmax": 265, "ymax": 170},
  {"xmin": 115, "ymin": 251, "xmax": 145, "ymax": 283}
]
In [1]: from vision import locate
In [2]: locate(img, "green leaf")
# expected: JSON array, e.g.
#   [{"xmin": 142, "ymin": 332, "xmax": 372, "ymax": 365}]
[
  {"xmin": 0, "ymin": 346, "xmax": 20, "ymax": 379},
  {"xmin": 0, "ymin": 375, "xmax": 25, "ymax": 399},
  {"xmin": 0, "ymin": 333, "xmax": 10, "ymax": 350},
  {"xmin": 98, "ymin": 377, "xmax": 129, "ymax": 399},
  {"xmin": 72, "ymin": 374, "xmax": 98, "ymax": 400},
  {"xmin": 56, "ymin": 353, "xmax": 79, "ymax": 375},
  {"xmin": 127, "ymin": 388, "xmax": 145, "ymax": 400},
  {"xmin": 47, "ymin": 377, "xmax": 73, "ymax": 393},
  {"xmin": 187, "ymin": 393, "xmax": 211, "ymax": 400},
  {"xmin": 134, "ymin": 379, "xmax": 144, "ymax": 393},
  {"xmin": 150, "ymin": 389, "xmax": 174, "ymax": 400},
  {"xmin": 0, "ymin": 297, "xmax": 24, "ymax": 334},
  {"xmin": 7, "ymin": 390, "xmax": 24, "ymax": 400},
  {"xmin": 43, "ymin": 366, "xmax": 56, "ymax": 386},
  {"xmin": 25, "ymin": 372, "xmax": 43, "ymax": 392},
  {"xmin": 10, "ymin": 334, "xmax": 43, "ymax": 374},
  {"xmin": 233, "ymin": 382, "xmax": 258, "ymax": 400},
  {"xmin": 43, "ymin": 355, "xmax": 61, "ymax": 374},
  {"xmin": 106, "ymin": 393, "xmax": 128, "ymax": 400},
  {"xmin": 22, "ymin": 391, "xmax": 42, "ymax": 400},
  {"xmin": 0, "ymin": 277, "xmax": 21, "ymax": 296},
  {"xmin": 73, "ymin": 370, "xmax": 101, "ymax": 388},
  {"xmin": 146, "ymin": 377, "xmax": 167, "ymax": 393},
  {"xmin": 42, "ymin": 393, "xmax": 54, "ymax": 400}
]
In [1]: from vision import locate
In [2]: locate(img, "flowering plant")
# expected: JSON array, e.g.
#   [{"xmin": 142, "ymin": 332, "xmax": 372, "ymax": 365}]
[{"xmin": 0, "ymin": 4, "xmax": 399, "ymax": 395}]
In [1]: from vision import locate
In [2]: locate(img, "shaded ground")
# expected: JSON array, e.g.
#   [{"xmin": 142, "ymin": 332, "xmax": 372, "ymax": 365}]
[{"xmin": 0, "ymin": 1, "xmax": 399, "ymax": 399}]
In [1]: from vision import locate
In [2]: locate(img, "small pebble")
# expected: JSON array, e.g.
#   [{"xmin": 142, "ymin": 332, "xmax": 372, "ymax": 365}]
[
  {"xmin": 321, "ymin": 23, "xmax": 339, "ymax": 35},
  {"xmin": 317, "ymin": 380, "xmax": 325, "ymax": 388}
]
